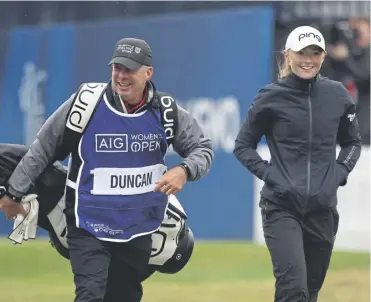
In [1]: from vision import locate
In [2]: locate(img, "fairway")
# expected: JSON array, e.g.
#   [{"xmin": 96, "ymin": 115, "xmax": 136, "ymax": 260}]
[{"xmin": 0, "ymin": 239, "xmax": 369, "ymax": 302}]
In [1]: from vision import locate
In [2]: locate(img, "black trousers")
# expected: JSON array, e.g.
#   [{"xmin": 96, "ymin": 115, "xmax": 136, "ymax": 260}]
[
  {"xmin": 66, "ymin": 217, "xmax": 154, "ymax": 302},
  {"xmin": 260, "ymin": 198, "xmax": 339, "ymax": 302}
]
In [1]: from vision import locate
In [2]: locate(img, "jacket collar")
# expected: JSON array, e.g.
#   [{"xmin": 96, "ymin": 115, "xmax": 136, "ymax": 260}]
[
  {"xmin": 108, "ymin": 80, "xmax": 156, "ymax": 113},
  {"xmin": 282, "ymin": 72, "xmax": 320, "ymax": 91}
]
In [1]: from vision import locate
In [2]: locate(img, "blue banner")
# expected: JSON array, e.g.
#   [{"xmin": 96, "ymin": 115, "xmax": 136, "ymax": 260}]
[{"xmin": 0, "ymin": 6, "xmax": 273, "ymax": 239}]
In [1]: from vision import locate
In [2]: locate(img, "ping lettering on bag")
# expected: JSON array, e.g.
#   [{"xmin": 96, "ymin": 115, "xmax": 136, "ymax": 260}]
[
  {"xmin": 66, "ymin": 83, "xmax": 107, "ymax": 133},
  {"xmin": 160, "ymin": 96, "xmax": 175, "ymax": 140}
]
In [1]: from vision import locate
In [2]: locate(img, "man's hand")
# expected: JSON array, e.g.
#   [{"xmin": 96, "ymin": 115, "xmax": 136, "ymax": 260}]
[
  {"xmin": 0, "ymin": 195, "xmax": 27, "ymax": 220},
  {"xmin": 153, "ymin": 166, "xmax": 187, "ymax": 195}
]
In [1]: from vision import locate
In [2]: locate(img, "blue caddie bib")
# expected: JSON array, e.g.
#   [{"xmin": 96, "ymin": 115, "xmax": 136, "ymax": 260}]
[{"xmin": 74, "ymin": 94, "xmax": 168, "ymax": 242}]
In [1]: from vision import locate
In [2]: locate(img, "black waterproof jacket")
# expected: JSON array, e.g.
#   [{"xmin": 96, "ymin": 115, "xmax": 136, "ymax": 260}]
[{"xmin": 234, "ymin": 73, "xmax": 362, "ymax": 214}]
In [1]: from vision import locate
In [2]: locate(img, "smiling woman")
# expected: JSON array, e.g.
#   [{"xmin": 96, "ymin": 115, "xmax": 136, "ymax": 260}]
[
  {"xmin": 234, "ymin": 25, "xmax": 362, "ymax": 302},
  {"xmin": 279, "ymin": 26, "xmax": 327, "ymax": 79}
]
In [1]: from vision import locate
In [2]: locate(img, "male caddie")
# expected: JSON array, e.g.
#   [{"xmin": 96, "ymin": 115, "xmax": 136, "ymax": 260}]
[{"xmin": 0, "ymin": 38, "xmax": 213, "ymax": 302}]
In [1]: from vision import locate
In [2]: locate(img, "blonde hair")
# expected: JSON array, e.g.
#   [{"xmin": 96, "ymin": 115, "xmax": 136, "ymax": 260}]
[{"xmin": 277, "ymin": 50, "xmax": 291, "ymax": 79}]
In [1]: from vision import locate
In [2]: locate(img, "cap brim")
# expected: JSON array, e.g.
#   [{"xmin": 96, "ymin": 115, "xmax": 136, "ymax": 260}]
[
  {"xmin": 290, "ymin": 42, "xmax": 326, "ymax": 52},
  {"xmin": 108, "ymin": 57, "xmax": 142, "ymax": 71}
]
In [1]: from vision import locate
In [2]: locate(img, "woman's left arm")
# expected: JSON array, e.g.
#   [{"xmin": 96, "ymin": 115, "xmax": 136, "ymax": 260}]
[{"xmin": 336, "ymin": 86, "xmax": 362, "ymax": 185}]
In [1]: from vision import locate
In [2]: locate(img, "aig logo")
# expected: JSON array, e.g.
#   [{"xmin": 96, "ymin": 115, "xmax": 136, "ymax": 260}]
[
  {"xmin": 298, "ymin": 32, "xmax": 322, "ymax": 42},
  {"xmin": 96, "ymin": 134, "xmax": 128, "ymax": 152}
]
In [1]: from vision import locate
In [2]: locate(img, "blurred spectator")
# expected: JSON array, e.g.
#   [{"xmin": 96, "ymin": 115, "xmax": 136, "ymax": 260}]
[{"xmin": 325, "ymin": 18, "xmax": 370, "ymax": 145}]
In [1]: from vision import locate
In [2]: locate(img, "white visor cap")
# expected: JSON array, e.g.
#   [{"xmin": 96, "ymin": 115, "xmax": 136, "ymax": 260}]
[{"xmin": 285, "ymin": 26, "xmax": 326, "ymax": 52}]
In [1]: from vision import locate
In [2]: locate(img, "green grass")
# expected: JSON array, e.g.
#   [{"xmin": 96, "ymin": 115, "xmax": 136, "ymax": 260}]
[{"xmin": 0, "ymin": 239, "xmax": 369, "ymax": 302}]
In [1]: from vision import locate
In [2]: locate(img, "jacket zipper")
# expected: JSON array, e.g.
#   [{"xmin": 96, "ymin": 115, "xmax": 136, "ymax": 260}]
[{"xmin": 305, "ymin": 83, "xmax": 313, "ymax": 209}]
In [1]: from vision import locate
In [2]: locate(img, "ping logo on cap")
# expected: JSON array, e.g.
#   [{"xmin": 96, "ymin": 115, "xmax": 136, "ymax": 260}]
[{"xmin": 298, "ymin": 32, "xmax": 322, "ymax": 42}]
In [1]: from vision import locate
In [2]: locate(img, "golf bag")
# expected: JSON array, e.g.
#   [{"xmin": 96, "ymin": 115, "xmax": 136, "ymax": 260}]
[{"xmin": 0, "ymin": 143, "xmax": 194, "ymax": 274}]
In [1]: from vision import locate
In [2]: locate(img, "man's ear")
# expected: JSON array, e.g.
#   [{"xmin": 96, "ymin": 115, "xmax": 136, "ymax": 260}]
[{"xmin": 146, "ymin": 66, "xmax": 154, "ymax": 80}]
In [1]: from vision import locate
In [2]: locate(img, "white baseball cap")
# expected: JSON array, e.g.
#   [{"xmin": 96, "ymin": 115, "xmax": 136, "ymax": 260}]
[{"xmin": 285, "ymin": 26, "xmax": 326, "ymax": 52}]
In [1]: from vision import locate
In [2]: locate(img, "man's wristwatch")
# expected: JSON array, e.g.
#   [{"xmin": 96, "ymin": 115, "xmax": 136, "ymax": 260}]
[
  {"xmin": 0, "ymin": 186, "xmax": 6, "ymax": 198},
  {"xmin": 179, "ymin": 163, "xmax": 190, "ymax": 179},
  {"xmin": 5, "ymin": 191, "xmax": 22, "ymax": 203}
]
